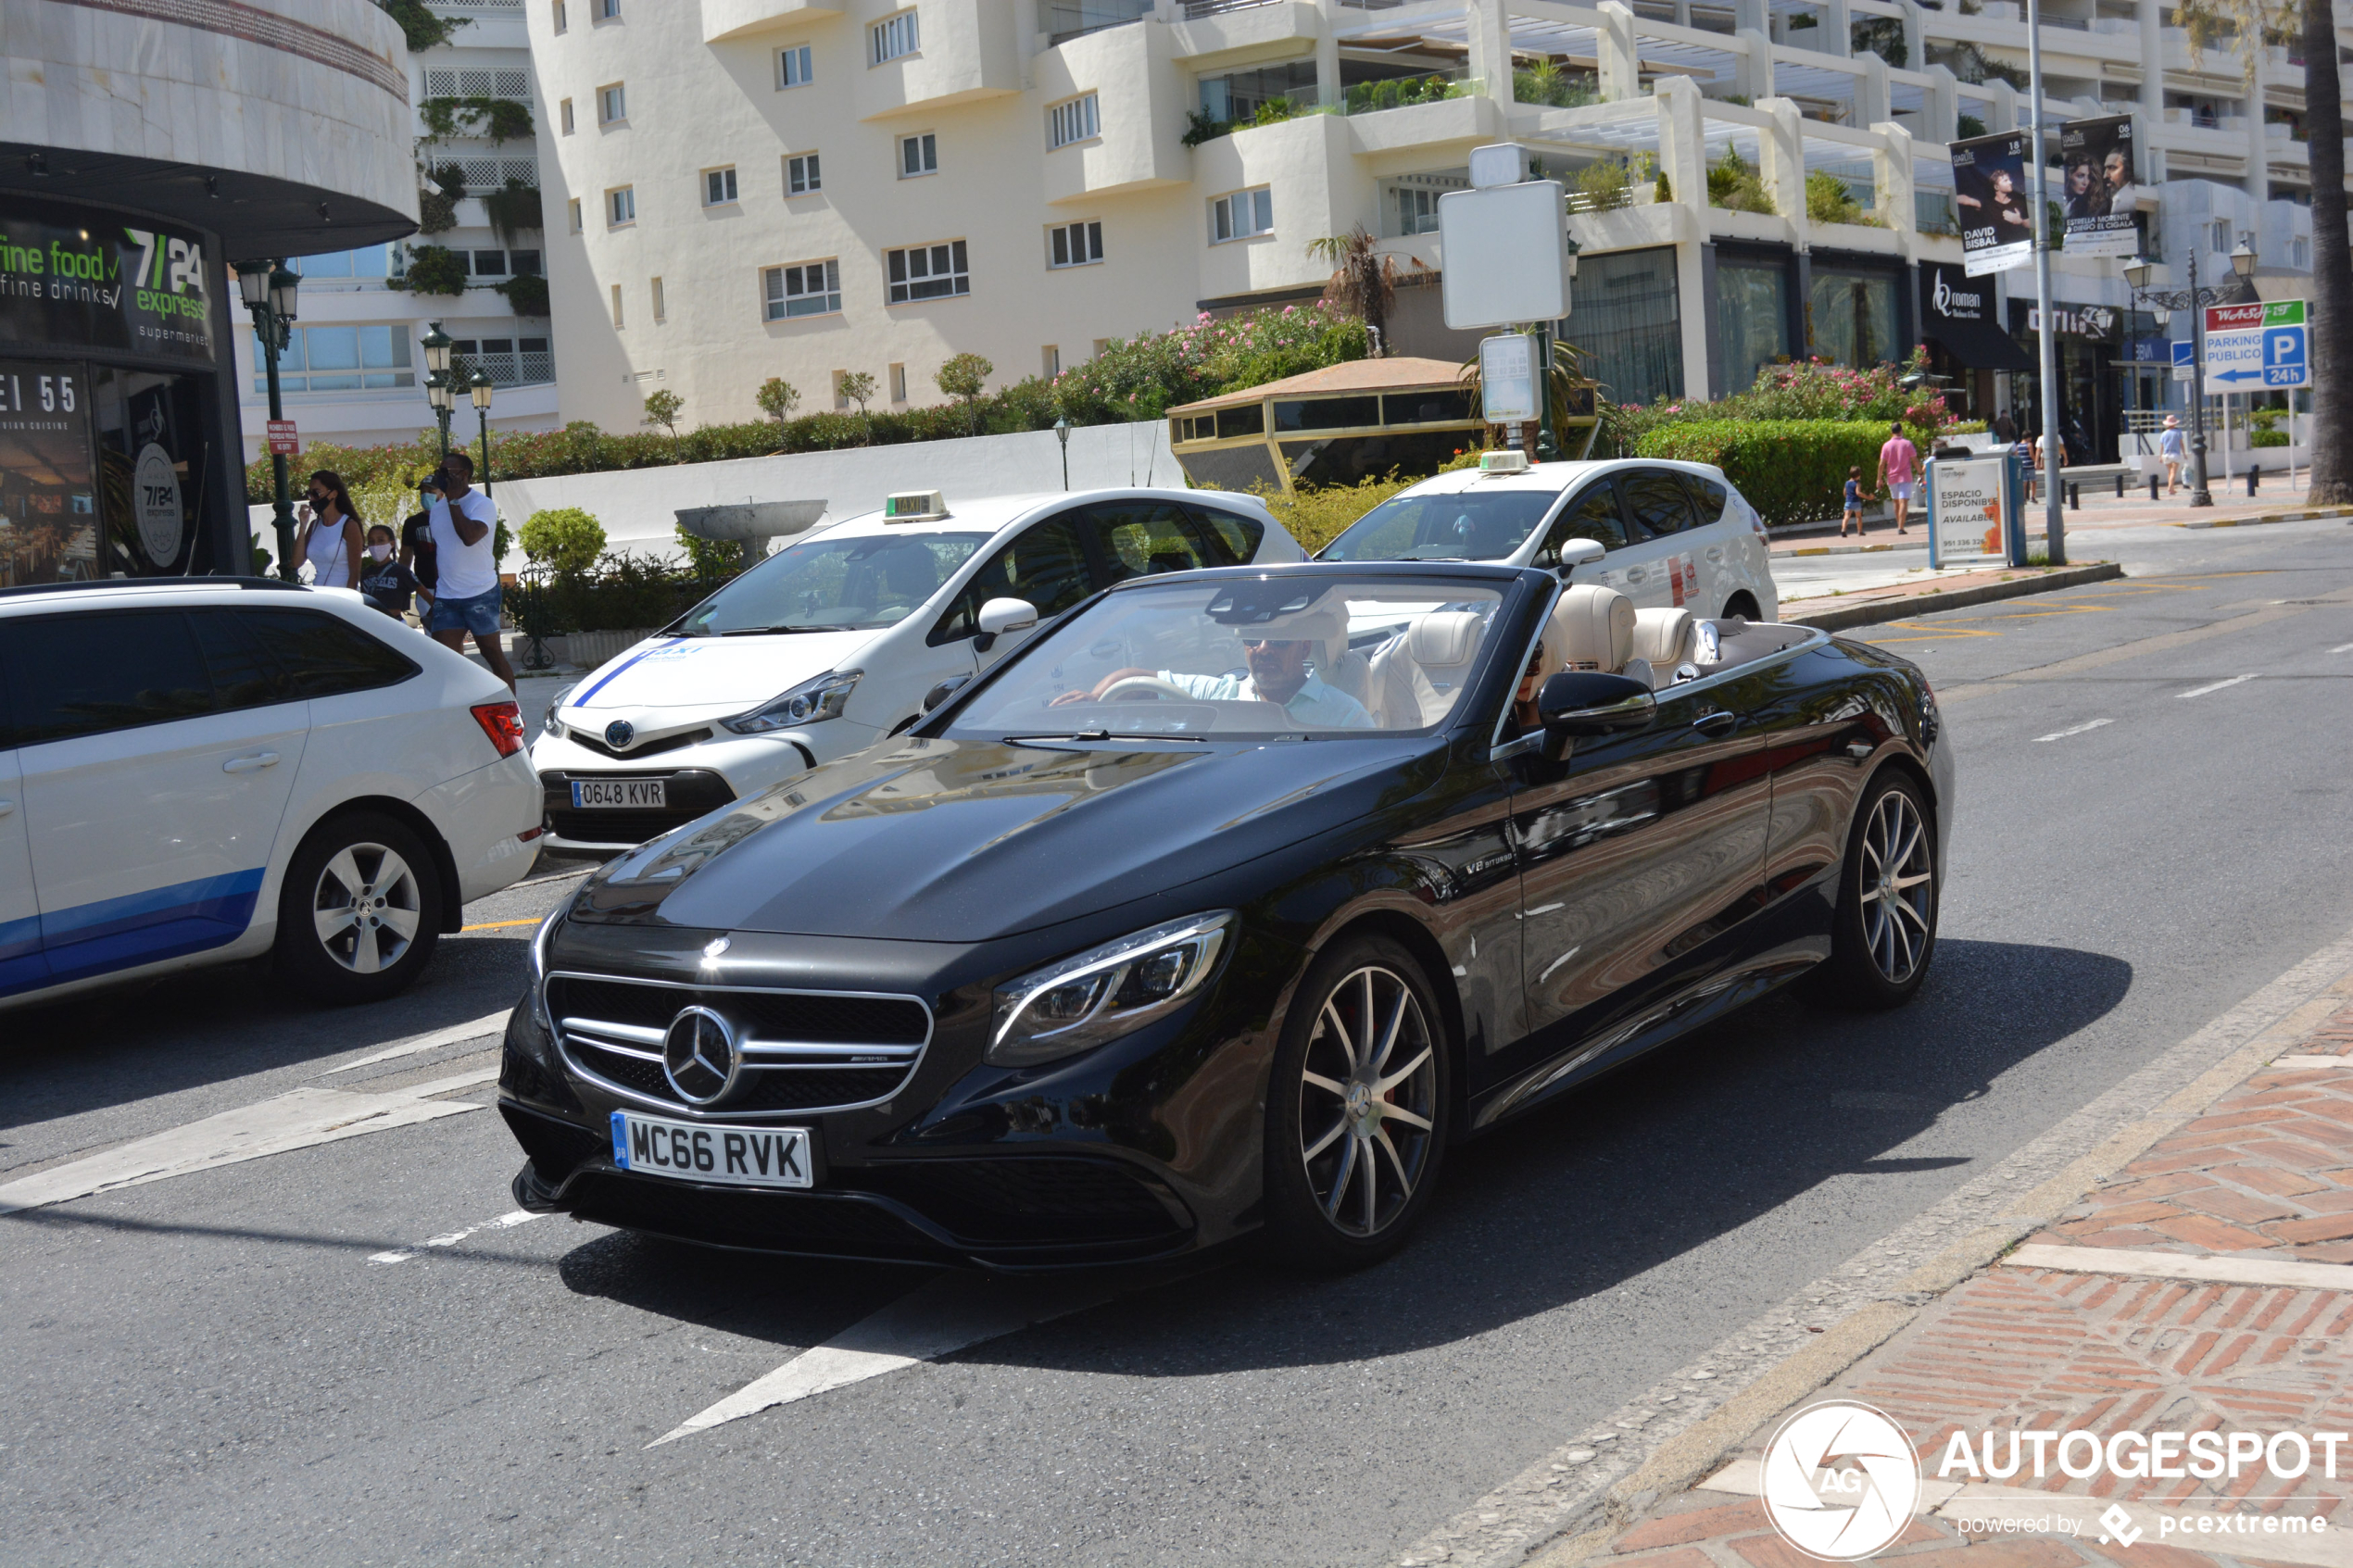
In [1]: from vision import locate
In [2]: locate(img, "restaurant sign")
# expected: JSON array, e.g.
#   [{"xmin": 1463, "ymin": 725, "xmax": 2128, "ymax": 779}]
[{"xmin": 0, "ymin": 197, "xmax": 215, "ymax": 363}]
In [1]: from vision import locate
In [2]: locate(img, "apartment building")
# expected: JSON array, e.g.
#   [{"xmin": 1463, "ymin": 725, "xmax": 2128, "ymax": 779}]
[
  {"xmin": 528, "ymin": 0, "xmax": 2353, "ymax": 463},
  {"xmin": 233, "ymin": 0, "xmax": 561, "ymax": 458}
]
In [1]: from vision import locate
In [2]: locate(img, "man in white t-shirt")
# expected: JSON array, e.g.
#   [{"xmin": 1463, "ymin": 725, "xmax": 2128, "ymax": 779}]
[{"xmin": 423, "ymin": 451, "xmax": 514, "ymax": 692}]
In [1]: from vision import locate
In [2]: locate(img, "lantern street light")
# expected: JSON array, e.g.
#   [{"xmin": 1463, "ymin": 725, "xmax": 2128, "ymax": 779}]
[
  {"xmin": 425, "ymin": 367, "xmax": 456, "ymax": 462},
  {"xmin": 470, "ymin": 367, "xmax": 496, "ymax": 497},
  {"xmin": 1053, "ymin": 415, "xmax": 1072, "ymax": 490},
  {"xmin": 236, "ymin": 260, "xmax": 302, "ymax": 580},
  {"xmin": 2121, "ymin": 238, "xmax": 2251, "ymax": 510}
]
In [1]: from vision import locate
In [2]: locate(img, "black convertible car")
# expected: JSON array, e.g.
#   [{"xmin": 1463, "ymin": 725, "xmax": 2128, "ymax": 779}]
[{"xmin": 498, "ymin": 562, "xmax": 1949, "ymax": 1269}]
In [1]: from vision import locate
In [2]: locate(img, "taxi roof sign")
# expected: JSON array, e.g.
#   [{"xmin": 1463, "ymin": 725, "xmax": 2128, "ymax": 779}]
[{"xmin": 882, "ymin": 489, "xmax": 949, "ymax": 521}]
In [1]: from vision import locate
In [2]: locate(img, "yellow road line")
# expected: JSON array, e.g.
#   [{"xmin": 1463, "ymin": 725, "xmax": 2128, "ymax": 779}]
[{"xmin": 459, "ymin": 916, "xmax": 543, "ymax": 933}]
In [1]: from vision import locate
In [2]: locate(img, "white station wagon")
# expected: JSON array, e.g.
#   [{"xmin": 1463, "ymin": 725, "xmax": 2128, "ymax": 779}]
[
  {"xmin": 534, "ymin": 487, "xmax": 1304, "ymax": 853},
  {"xmin": 1317, "ymin": 455, "xmax": 1780, "ymax": 622}
]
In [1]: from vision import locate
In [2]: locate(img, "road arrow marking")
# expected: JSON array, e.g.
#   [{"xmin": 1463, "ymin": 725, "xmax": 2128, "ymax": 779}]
[{"xmin": 648, "ymin": 1272, "xmax": 1114, "ymax": 1447}]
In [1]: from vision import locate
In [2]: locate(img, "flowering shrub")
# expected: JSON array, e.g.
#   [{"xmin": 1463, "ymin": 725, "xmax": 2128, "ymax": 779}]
[
  {"xmin": 1633, "ymin": 420, "xmax": 1891, "ymax": 528},
  {"xmin": 1051, "ymin": 302, "xmax": 1371, "ymax": 425}
]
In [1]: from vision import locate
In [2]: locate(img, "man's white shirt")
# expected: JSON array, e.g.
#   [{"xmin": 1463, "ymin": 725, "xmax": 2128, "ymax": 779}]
[
  {"xmin": 1158, "ymin": 671, "xmax": 1374, "ymax": 728},
  {"xmin": 429, "ymin": 489, "xmax": 499, "ymax": 599}
]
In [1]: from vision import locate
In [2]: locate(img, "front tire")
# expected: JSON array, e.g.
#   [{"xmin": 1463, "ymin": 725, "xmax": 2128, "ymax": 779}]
[
  {"xmin": 1263, "ymin": 935, "xmax": 1449, "ymax": 1270},
  {"xmin": 1807, "ymin": 770, "xmax": 1937, "ymax": 1010},
  {"xmin": 274, "ymin": 811, "xmax": 444, "ymax": 1004}
]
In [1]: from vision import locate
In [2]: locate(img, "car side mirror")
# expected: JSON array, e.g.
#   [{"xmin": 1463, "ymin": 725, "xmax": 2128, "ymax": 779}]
[
  {"xmin": 973, "ymin": 596, "xmax": 1037, "ymax": 653},
  {"xmin": 921, "ymin": 674, "xmax": 971, "ymax": 714},
  {"xmin": 1537, "ymin": 671, "xmax": 1655, "ymax": 760},
  {"xmin": 1554, "ymin": 538, "xmax": 1605, "ymax": 578}
]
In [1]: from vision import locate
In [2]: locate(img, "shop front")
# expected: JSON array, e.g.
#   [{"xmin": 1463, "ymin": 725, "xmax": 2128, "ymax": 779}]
[
  {"xmin": 2008, "ymin": 299, "xmax": 2125, "ymax": 463},
  {"xmin": 1918, "ymin": 263, "xmax": 2033, "ymax": 421}
]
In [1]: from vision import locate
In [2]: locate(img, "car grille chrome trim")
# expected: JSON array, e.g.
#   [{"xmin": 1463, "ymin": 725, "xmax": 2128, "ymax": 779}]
[{"xmin": 547, "ymin": 971, "xmax": 933, "ymax": 1119}]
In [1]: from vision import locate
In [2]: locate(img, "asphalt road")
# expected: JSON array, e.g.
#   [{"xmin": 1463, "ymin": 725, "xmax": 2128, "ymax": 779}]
[{"xmin": 4, "ymin": 519, "xmax": 2350, "ymax": 1568}]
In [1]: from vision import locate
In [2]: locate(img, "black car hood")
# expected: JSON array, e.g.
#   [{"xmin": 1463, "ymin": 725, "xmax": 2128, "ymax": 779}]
[{"xmin": 573, "ymin": 734, "xmax": 1428, "ymax": 942}]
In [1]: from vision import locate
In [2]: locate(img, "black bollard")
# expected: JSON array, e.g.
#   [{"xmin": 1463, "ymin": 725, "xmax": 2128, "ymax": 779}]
[
  {"xmin": 2247, "ymin": 466, "xmax": 2259, "ymax": 497},
  {"xmin": 2069, "ymin": 483, "xmax": 2080, "ymax": 510},
  {"xmin": 2115, "ymin": 474, "xmax": 2125, "ymax": 498},
  {"xmin": 2149, "ymin": 474, "xmax": 2160, "ymax": 501}
]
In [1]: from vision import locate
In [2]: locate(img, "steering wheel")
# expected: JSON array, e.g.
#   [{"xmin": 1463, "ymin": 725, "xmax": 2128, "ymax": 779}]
[{"xmin": 1098, "ymin": 676, "xmax": 1197, "ymax": 703}]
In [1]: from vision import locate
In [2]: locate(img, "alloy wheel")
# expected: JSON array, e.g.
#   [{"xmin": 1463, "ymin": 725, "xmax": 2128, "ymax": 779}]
[
  {"xmin": 1857, "ymin": 789, "xmax": 1933, "ymax": 984},
  {"xmin": 312, "ymin": 843, "xmax": 423, "ymax": 975},
  {"xmin": 1298, "ymin": 965, "xmax": 1438, "ymax": 1238}
]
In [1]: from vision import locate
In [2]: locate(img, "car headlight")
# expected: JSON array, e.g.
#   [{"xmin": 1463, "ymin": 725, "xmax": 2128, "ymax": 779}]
[
  {"xmin": 721, "ymin": 669, "xmax": 862, "ymax": 734},
  {"xmin": 542, "ymin": 683, "xmax": 577, "ymax": 741},
  {"xmin": 988, "ymin": 912, "xmax": 1234, "ymax": 1067}
]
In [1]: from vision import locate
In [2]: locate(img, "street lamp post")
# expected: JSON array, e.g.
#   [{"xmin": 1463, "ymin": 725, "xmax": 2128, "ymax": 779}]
[
  {"xmin": 421, "ymin": 322, "xmax": 455, "ymax": 461},
  {"xmin": 1053, "ymin": 415, "xmax": 1072, "ymax": 490},
  {"xmin": 2124, "ymin": 237, "xmax": 2256, "ymax": 509},
  {"xmin": 470, "ymin": 368, "xmax": 495, "ymax": 496},
  {"xmin": 236, "ymin": 261, "xmax": 302, "ymax": 581},
  {"xmin": 2026, "ymin": 0, "xmax": 2066, "ymax": 564}
]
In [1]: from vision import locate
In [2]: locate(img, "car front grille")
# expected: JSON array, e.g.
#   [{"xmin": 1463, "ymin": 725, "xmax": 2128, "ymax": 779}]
[
  {"xmin": 563, "ymin": 726, "xmax": 712, "ymax": 761},
  {"xmin": 539, "ymin": 768, "xmax": 736, "ymax": 847},
  {"xmin": 547, "ymin": 972, "xmax": 932, "ymax": 1119}
]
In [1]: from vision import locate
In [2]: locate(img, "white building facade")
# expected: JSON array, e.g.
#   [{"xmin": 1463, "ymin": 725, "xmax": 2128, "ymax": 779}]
[
  {"xmin": 524, "ymin": 0, "xmax": 2353, "ymax": 464},
  {"xmin": 234, "ymin": 0, "xmax": 560, "ymax": 458}
]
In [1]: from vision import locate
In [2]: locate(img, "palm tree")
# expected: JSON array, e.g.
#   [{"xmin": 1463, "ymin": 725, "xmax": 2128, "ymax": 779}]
[
  {"xmin": 1307, "ymin": 226, "xmax": 1407, "ymax": 355},
  {"xmin": 2179, "ymin": 0, "xmax": 2348, "ymax": 501}
]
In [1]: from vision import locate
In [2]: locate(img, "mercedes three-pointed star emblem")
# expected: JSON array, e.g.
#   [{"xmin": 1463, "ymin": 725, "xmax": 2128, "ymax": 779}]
[{"xmin": 661, "ymin": 1005, "xmax": 740, "ymax": 1106}]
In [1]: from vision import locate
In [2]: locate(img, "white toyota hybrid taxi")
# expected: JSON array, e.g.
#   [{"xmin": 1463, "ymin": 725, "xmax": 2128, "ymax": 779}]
[
  {"xmin": 1318, "ymin": 454, "xmax": 1780, "ymax": 621},
  {"xmin": 0, "ymin": 577, "xmax": 543, "ymax": 1010},
  {"xmin": 533, "ymin": 486, "xmax": 1302, "ymax": 853}
]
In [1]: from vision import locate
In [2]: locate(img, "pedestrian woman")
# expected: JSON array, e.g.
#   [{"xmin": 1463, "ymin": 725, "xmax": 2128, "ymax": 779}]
[{"xmin": 295, "ymin": 469, "xmax": 364, "ymax": 589}]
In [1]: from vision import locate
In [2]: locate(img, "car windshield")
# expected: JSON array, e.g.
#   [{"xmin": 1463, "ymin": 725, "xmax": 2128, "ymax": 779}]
[
  {"xmin": 1318, "ymin": 489, "xmax": 1559, "ymax": 562},
  {"xmin": 944, "ymin": 575, "xmax": 1507, "ymax": 740},
  {"xmin": 671, "ymin": 530, "xmax": 990, "ymax": 634}
]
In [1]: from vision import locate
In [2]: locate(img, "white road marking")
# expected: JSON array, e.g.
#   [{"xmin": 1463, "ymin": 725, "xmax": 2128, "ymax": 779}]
[
  {"xmin": 370, "ymin": 1209, "xmax": 543, "ymax": 1265},
  {"xmin": 2032, "ymin": 717, "xmax": 2113, "ymax": 742},
  {"xmin": 2176, "ymin": 672, "xmax": 2259, "ymax": 698},
  {"xmin": 2330, "ymin": 642, "xmax": 2353, "ymax": 654},
  {"xmin": 649, "ymin": 1272, "xmax": 1114, "ymax": 1447},
  {"xmin": 323, "ymin": 1009, "xmax": 511, "ymax": 1074},
  {"xmin": 0, "ymin": 1073, "xmax": 500, "ymax": 1215}
]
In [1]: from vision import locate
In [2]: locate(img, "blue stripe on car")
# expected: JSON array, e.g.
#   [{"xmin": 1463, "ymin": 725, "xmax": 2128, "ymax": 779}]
[
  {"xmin": 12, "ymin": 869, "xmax": 268, "ymax": 995},
  {"xmin": 571, "ymin": 637, "xmax": 685, "ymax": 708},
  {"xmin": 0, "ymin": 911, "xmax": 42, "ymax": 997}
]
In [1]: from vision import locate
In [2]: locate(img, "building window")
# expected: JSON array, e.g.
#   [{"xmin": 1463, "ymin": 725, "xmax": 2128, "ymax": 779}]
[
  {"xmin": 552, "ymin": 0, "xmax": 565, "ymax": 33},
  {"xmin": 764, "ymin": 259, "xmax": 842, "ymax": 320},
  {"xmin": 704, "ymin": 168, "xmax": 739, "ymax": 206},
  {"xmin": 1042, "ymin": 345, "xmax": 1061, "ymax": 377},
  {"xmin": 2210, "ymin": 218, "xmax": 2230, "ymax": 253},
  {"xmin": 1049, "ymin": 220, "xmax": 1103, "ymax": 268},
  {"xmin": 786, "ymin": 153, "xmax": 822, "ymax": 195},
  {"xmin": 568, "ymin": 197, "xmax": 583, "ymax": 233},
  {"xmin": 889, "ymin": 363, "xmax": 908, "ymax": 402},
  {"xmin": 899, "ymin": 133, "xmax": 937, "ymax": 178},
  {"xmin": 1210, "ymin": 187, "xmax": 1274, "ymax": 243},
  {"xmin": 1716, "ymin": 255, "xmax": 1789, "ymax": 400},
  {"xmin": 510, "ymin": 250, "xmax": 543, "ymax": 276},
  {"xmin": 288, "ymin": 244, "xmax": 396, "ymax": 280},
  {"xmin": 886, "ymin": 240, "xmax": 968, "ymax": 304},
  {"xmin": 651, "ymin": 277, "xmax": 666, "ymax": 322},
  {"xmin": 472, "ymin": 249, "xmax": 510, "ymax": 277},
  {"xmin": 248, "ymin": 324, "xmax": 414, "ymax": 395},
  {"xmin": 778, "ymin": 44, "xmax": 813, "ymax": 89},
  {"xmin": 1579, "ymin": 245, "xmax": 1685, "ymax": 407},
  {"xmin": 1808, "ymin": 262, "xmax": 1897, "ymax": 370},
  {"xmin": 610, "ymin": 282, "xmax": 623, "ymax": 326},
  {"xmin": 560, "ymin": 98, "xmax": 574, "ymax": 134},
  {"xmin": 598, "ymin": 83, "xmax": 626, "ymax": 124},
  {"xmin": 2293, "ymin": 234, "xmax": 2311, "ymax": 268},
  {"xmin": 1049, "ymin": 94, "xmax": 1101, "ymax": 149},
  {"xmin": 596, "ymin": 0, "xmax": 619, "ymax": 17},
  {"xmin": 832, "ymin": 370, "xmax": 852, "ymax": 409},
  {"xmin": 608, "ymin": 186, "xmax": 635, "ymax": 226},
  {"xmin": 872, "ymin": 10, "xmax": 919, "ymax": 63}
]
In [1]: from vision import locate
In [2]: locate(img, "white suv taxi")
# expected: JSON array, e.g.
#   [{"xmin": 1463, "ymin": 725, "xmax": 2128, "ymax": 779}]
[
  {"xmin": 1318, "ymin": 455, "xmax": 1780, "ymax": 621},
  {"xmin": 533, "ymin": 487, "xmax": 1303, "ymax": 853},
  {"xmin": 0, "ymin": 577, "xmax": 542, "ymax": 1010}
]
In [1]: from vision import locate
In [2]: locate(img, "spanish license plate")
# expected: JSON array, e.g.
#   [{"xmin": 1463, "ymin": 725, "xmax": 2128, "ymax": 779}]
[
  {"xmin": 610, "ymin": 1111, "xmax": 812, "ymax": 1188},
  {"xmin": 573, "ymin": 778, "xmax": 666, "ymax": 809}
]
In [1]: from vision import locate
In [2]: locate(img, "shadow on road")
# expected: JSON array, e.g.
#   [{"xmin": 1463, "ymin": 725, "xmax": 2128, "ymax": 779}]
[{"xmin": 551, "ymin": 936, "xmax": 2133, "ymax": 1374}]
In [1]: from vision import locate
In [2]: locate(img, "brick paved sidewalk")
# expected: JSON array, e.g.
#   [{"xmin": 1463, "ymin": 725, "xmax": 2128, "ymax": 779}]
[{"xmin": 1549, "ymin": 999, "xmax": 2353, "ymax": 1568}]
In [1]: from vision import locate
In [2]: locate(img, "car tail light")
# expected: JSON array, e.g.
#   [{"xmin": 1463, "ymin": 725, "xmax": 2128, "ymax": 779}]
[{"xmin": 472, "ymin": 700, "xmax": 525, "ymax": 759}]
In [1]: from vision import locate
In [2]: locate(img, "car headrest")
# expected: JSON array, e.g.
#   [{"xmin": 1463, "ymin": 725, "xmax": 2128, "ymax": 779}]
[
  {"xmin": 1407, "ymin": 610, "xmax": 1483, "ymax": 671},
  {"xmin": 1629, "ymin": 608, "xmax": 1697, "ymax": 669},
  {"xmin": 1546, "ymin": 583, "xmax": 1634, "ymax": 674}
]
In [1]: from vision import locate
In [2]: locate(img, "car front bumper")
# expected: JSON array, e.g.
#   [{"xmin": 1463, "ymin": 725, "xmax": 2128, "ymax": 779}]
[{"xmin": 529, "ymin": 723, "xmax": 872, "ymax": 852}]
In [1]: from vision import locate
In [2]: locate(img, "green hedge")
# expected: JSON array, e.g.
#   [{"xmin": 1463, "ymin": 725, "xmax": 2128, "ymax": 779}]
[{"xmin": 1631, "ymin": 419, "xmax": 1889, "ymax": 529}]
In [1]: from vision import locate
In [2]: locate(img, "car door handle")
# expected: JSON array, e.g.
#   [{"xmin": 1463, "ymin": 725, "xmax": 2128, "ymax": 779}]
[
  {"xmin": 222, "ymin": 752, "xmax": 281, "ymax": 774},
  {"xmin": 1705, "ymin": 546, "xmax": 1725, "ymax": 563},
  {"xmin": 1624, "ymin": 568, "xmax": 1647, "ymax": 583},
  {"xmin": 1691, "ymin": 712, "xmax": 1738, "ymax": 738}
]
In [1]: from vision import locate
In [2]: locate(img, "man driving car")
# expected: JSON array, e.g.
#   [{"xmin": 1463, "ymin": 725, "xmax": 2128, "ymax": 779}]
[{"xmin": 1053, "ymin": 601, "xmax": 1374, "ymax": 728}]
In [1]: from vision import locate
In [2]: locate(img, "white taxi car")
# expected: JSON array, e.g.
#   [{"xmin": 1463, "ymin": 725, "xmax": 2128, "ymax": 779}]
[
  {"xmin": 1317, "ymin": 455, "xmax": 1780, "ymax": 621},
  {"xmin": 0, "ymin": 577, "xmax": 543, "ymax": 1010},
  {"xmin": 534, "ymin": 487, "xmax": 1303, "ymax": 853}
]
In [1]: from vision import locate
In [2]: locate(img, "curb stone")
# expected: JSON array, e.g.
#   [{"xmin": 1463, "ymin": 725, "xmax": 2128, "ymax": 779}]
[
  {"xmin": 1781, "ymin": 562, "xmax": 2124, "ymax": 633},
  {"xmin": 1394, "ymin": 931, "xmax": 2353, "ymax": 1568}
]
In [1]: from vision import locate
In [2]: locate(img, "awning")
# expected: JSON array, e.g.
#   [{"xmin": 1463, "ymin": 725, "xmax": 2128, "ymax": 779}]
[{"xmin": 1920, "ymin": 264, "xmax": 2035, "ymax": 371}]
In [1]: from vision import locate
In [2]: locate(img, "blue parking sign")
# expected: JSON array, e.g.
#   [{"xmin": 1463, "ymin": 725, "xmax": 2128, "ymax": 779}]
[{"xmin": 2262, "ymin": 324, "xmax": 2307, "ymax": 387}]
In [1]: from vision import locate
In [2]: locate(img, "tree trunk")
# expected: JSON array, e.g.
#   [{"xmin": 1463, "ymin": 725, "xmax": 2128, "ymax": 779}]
[{"xmin": 2305, "ymin": 0, "xmax": 2352, "ymax": 502}]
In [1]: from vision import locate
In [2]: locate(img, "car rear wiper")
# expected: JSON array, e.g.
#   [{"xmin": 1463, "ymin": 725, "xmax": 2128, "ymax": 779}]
[{"xmin": 716, "ymin": 623, "xmax": 858, "ymax": 635}]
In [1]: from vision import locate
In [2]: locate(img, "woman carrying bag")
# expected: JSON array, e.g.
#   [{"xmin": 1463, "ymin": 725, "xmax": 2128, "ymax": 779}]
[{"xmin": 294, "ymin": 469, "xmax": 365, "ymax": 588}]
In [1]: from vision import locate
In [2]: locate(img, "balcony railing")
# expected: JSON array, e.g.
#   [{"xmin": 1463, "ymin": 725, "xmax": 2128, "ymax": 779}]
[
  {"xmin": 457, "ymin": 350, "xmax": 555, "ymax": 387},
  {"xmin": 427, "ymin": 0, "xmax": 522, "ymax": 12},
  {"xmin": 423, "ymin": 67, "xmax": 532, "ymax": 100}
]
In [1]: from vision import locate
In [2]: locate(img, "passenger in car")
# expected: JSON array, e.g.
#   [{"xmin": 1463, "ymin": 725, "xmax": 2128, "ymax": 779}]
[{"xmin": 1058, "ymin": 602, "xmax": 1374, "ymax": 728}]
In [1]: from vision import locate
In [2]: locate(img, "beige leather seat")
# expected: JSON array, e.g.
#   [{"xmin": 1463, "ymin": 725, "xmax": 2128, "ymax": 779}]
[
  {"xmin": 1628, "ymin": 608, "xmax": 1697, "ymax": 688},
  {"xmin": 1368, "ymin": 609, "xmax": 1486, "ymax": 727},
  {"xmin": 1548, "ymin": 583, "xmax": 1635, "ymax": 675}
]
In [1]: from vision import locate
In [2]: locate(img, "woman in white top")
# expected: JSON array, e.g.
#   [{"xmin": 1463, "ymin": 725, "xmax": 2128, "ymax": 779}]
[{"xmin": 295, "ymin": 469, "xmax": 366, "ymax": 589}]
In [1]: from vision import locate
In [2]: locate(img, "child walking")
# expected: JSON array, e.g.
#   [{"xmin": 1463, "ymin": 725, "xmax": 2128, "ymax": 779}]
[{"xmin": 1840, "ymin": 467, "xmax": 1868, "ymax": 536}]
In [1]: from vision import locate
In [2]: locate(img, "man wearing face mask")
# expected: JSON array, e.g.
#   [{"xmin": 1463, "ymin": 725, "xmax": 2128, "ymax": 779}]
[{"xmin": 356, "ymin": 523, "xmax": 422, "ymax": 620}]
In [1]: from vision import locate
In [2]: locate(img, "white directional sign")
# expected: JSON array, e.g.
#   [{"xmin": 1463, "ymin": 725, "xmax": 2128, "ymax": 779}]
[
  {"xmin": 2201, "ymin": 300, "xmax": 2307, "ymax": 391},
  {"xmin": 1440, "ymin": 152, "xmax": 1573, "ymax": 331}
]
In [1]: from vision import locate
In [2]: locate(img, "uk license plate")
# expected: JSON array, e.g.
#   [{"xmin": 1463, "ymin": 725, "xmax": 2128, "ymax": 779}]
[
  {"xmin": 573, "ymin": 778, "xmax": 666, "ymax": 809},
  {"xmin": 610, "ymin": 1111, "xmax": 812, "ymax": 1188}
]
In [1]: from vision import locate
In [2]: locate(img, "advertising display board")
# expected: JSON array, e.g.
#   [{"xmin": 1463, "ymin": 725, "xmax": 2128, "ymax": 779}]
[
  {"xmin": 1439, "ymin": 179, "xmax": 1573, "ymax": 330},
  {"xmin": 2058, "ymin": 116, "xmax": 2141, "ymax": 257},
  {"xmin": 1478, "ymin": 333, "xmax": 1538, "ymax": 423},
  {"xmin": 1953, "ymin": 131, "xmax": 2033, "ymax": 277},
  {"xmin": 0, "ymin": 196, "xmax": 215, "ymax": 363},
  {"xmin": 1927, "ymin": 454, "xmax": 2017, "ymax": 569}
]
